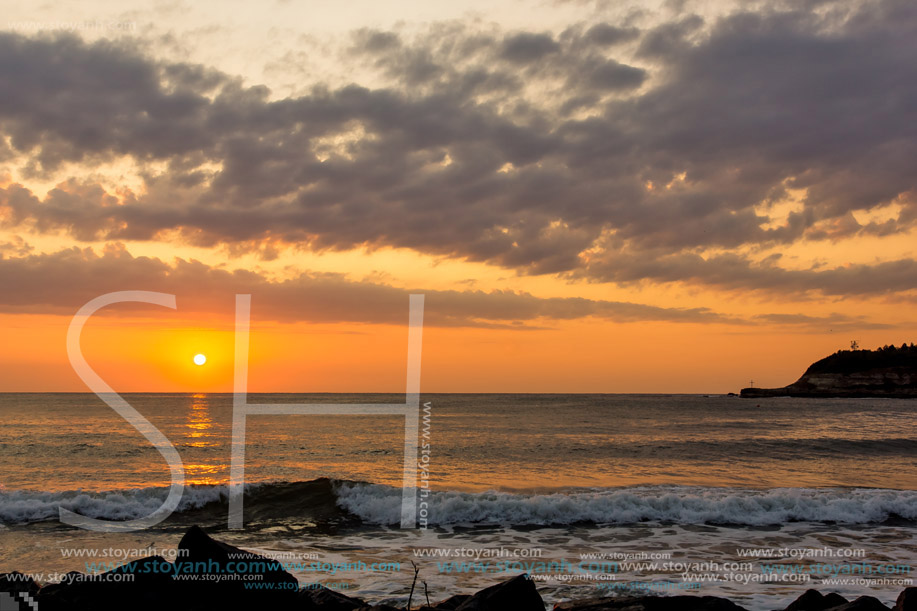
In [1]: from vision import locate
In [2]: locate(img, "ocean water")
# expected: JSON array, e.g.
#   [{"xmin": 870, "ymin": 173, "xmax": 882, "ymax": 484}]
[{"xmin": 0, "ymin": 393, "xmax": 915, "ymax": 610}]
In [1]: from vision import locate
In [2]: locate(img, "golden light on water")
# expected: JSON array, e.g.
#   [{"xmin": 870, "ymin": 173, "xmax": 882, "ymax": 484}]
[{"xmin": 184, "ymin": 394, "xmax": 222, "ymax": 484}]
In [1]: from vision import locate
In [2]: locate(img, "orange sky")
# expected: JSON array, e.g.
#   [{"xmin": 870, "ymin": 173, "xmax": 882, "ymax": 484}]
[
  {"xmin": 0, "ymin": 308, "xmax": 904, "ymax": 393},
  {"xmin": 1, "ymin": 1, "xmax": 915, "ymax": 392}
]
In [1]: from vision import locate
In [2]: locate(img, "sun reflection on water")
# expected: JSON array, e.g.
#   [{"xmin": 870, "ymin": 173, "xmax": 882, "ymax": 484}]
[{"xmin": 183, "ymin": 393, "xmax": 225, "ymax": 485}]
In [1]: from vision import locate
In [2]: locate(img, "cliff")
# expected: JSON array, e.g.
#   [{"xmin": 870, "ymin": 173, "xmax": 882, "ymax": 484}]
[{"xmin": 740, "ymin": 344, "xmax": 917, "ymax": 398}]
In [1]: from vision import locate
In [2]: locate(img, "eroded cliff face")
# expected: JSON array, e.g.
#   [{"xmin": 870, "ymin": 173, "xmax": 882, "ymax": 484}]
[
  {"xmin": 741, "ymin": 368, "xmax": 917, "ymax": 398},
  {"xmin": 740, "ymin": 346, "xmax": 917, "ymax": 398}
]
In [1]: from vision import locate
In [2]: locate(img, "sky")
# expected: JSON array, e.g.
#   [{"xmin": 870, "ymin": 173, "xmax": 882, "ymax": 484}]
[{"xmin": 0, "ymin": 0, "xmax": 915, "ymax": 392}]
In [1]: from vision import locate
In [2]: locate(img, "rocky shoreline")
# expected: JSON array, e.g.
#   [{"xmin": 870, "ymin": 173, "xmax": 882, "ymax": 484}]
[
  {"xmin": 740, "ymin": 345, "xmax": 917, "ymax": 398},
  {"xmin": 1, "ymin": 526, "xmax": 914, "ymax": 611}
]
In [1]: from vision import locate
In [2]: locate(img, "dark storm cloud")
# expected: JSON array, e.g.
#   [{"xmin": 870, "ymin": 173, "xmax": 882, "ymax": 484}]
[
  {"xmin": 1, "ymin": 0, "xmax": 916, "ymax": 296},
  {"xmin": 582, "ymin": 23, "xmax": 641, "ymax": 46},
  {"xmin": 499, "ymin": 32, "xmax": 561, "ymax": 63},
  {"xmin": 580, "ymin": 251, "xmax": 917, "ymax": 296},
  {"xmin": 0, "ymin": 246, "xmax": 735, "ymax": 326},
  {"xmin": 1, "ymin": 246, "xmax": 894, "ymax": 329},
  {"xmin": 634, "ymin": 14, "xmax": 704, "ymax": 58},
  {"xmin": 0, "ymin": 34, "xmax": 223, "ymax": 172}
]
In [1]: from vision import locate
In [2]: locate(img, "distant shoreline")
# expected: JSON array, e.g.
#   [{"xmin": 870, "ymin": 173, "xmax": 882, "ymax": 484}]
[{"xmin": 742, "ymin": 344, "xmax": 917, "ymax": 399}]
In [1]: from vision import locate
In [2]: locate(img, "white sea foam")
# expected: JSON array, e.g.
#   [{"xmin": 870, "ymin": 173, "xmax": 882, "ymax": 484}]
[
  {"xmin": 335, "ymin": 482, "xmax": 917, "ymax": 526},
  {"xmin": 0, "ymin": 485, "xmax": 228, "ymax": 524},
  {"xmin": 3, "ymin": 481, "xmax": 915, "ymax": 526}
]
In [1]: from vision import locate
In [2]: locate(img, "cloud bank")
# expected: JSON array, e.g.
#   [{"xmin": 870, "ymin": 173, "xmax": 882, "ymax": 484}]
[{"xmin": 1, "ymin": 0, "xmax": 915, "ymax": 299}]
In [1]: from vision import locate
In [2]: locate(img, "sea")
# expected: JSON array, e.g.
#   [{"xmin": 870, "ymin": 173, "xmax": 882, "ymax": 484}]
[{"xmin": 0, "ymin": 393, "xmax": 915, "ymax": 610}]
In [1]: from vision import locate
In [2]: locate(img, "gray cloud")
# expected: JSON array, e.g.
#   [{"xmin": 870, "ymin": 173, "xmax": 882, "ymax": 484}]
[
  {"xmin": 582, "ymin": 23, "xmax": 641, "ymax": 46},
  {"xmin": 500, "ymin": 32, "xmax": 561, "ymax": 63},
  {"xmin": 0, "ymin": 245, "xmax": 741, "ymax": 326},
  {"xmin": 580, "ymin": 250, "xmax": 917, "ymax": 296},
  {"xmin": 635, "ymin": 14, "xmax": 704, "ymax": 58},
  {"xmin": 752, "ymin": 312, "xmax": 893, "ymax": 331},
  {"xmin": 0, "ymin": 0, "xmax": 915, "ymax": 297},
  {"xmin": 2, "ymin": 245, "xmax": 897, "ymax": 330}
]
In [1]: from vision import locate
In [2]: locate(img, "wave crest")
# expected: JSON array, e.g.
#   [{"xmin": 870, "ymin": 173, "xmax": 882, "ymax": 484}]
[
  {"xmin": 2, "ymin": 480, "xmax": 915, "ymax": 527},
  {"xmin": 336, "ymin": 482, "xmax": 917, "ymax": 526}
]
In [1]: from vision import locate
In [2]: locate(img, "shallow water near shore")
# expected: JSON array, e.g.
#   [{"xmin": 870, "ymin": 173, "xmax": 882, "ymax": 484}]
[{"xmin": 1, "ymin": 393, "xmax": 915, "ymax": 609}]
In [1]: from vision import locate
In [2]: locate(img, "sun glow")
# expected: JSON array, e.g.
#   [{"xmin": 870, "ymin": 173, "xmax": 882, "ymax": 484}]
[{"xmin": 193, "ymin": 353, "xmax": 207, "ymax": 366}]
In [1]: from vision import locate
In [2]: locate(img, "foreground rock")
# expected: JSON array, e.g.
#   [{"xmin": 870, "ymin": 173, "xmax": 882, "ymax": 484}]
[
  {"xmin": 30, "ymin": 526, "xmax": 298, "ymax": 610},
  {"xmin": 0, "ymin": 571, "xmax": 39, "ymax": 596},
  {"xmin": 298, "ymin": 583, "xmax": 367, "ymax": 610},
  {"xmin": 0, "ymin": 572, "xmax": 40, "ymax": 611},
  {"xmin": 36, "ymin": 555, "xmax": 174, "ymax": 611},
  {"xmin": 418, "ymin": 594, "xmax": 473, "ymax": 610},
  {"xmin": 175, "ymin": 524, "xmax": 299, "ymax": 608},
  {"xmin": 831, "ymin": 597, "xmax": 893, "ymax": 611},
  {"xmin": 2, "ymin": 529, "xmax": 913, "ymax": 611},
  {"xmin": 553, "ymin": 594, "xmax": 747, "ymax": 610},
  {"xmin": 895, "ymin": 588, "xmax": 917, "ymax": 611},
  {"xmin": 782, "ymin": 590, "xmax": 896, "ymax": 611},
  {"xmin": 452, "ymin": 574, "xmax": 543, "ymax": 610},
  {"xmin": 785, "ymin": 589, "xmax": 851, "ymax": 611}
]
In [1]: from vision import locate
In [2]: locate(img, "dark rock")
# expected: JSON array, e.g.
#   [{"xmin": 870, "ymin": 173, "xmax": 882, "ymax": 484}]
[
  {"xmin": 740, "ymin": 345, "xmax": 917, "ymax": 398},
  {"xmin": 0, "ymin": 572, "xmax": 39, "ymax": 596},
  {"xmin": 36, "ymin": 556, "xmax": 175, "ymax": 611},
  {"xmin": 454, "ymin": 574, "xmax": 544, "ymax": 610},
  {"xmin": 826, "ymin": 596, "xmax": 891, "ymax": 611},
  {"xmin": 553, "ymin": 597, "xmax": 628, "ymax": 610},
  {"xmin": 297, "ymin": 583, "xmax": 367, "ymax": 610},
  {"xmin": 32, "ymin": 571, "xmax": 83, "ymax": 605},
  {"xmin": 1, "ymin": 572, "xmax": 40, "ymax": 611},
  {"xmin": 894, "ymin": 588, "xmax": 917, "ymax": 611},
  {"xmin": 418, "ymin": 594, "xmax": 473, "ymax": 610},
  {"xmin": 825, "ymin": 595, "xmax": 854, "ymax": 609},
  {"xmin": 651, "ymin": 596, "xmax": 748, "ymax": 611},
  {"xmin": 554, "ymin": 595, "xmax": 748, "ymax": 611},
  {"xmin": 785, "ymin": 590, "xmax": 850, "ymax": 611},
  {"xmin": 176, "ymin": 525, "xmax": 298, "ymax": 608}
]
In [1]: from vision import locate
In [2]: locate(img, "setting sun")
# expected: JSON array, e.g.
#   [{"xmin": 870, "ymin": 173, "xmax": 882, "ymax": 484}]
[{"xmin": 0, "ymin": 3, "xmax": 915, "ymax": 610}]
